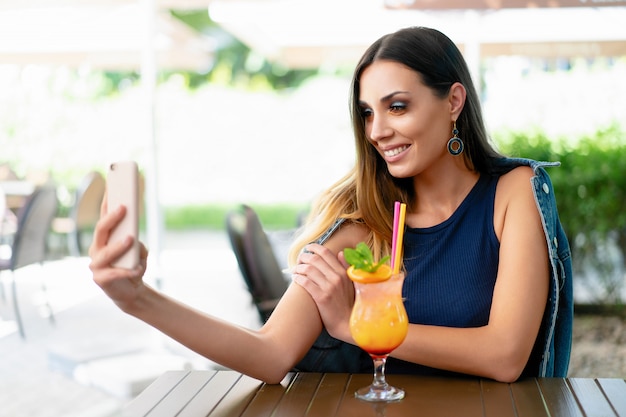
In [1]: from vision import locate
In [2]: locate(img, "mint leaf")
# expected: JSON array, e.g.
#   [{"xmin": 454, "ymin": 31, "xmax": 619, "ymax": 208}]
[{"xmin": 344, "ymin": 242, "xmax": 390, "ymax": 272}]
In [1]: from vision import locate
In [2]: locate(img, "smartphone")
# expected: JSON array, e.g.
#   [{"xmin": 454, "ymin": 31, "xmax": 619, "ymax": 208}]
[{"xmin": 107, "ymin": 161, "xmax": 140, "ymax": 269}]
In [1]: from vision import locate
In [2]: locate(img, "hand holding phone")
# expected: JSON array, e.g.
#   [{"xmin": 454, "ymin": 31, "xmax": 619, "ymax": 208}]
[{"xmin": 107, "ymin": 161, "xmax": 140, "ymax": 269}]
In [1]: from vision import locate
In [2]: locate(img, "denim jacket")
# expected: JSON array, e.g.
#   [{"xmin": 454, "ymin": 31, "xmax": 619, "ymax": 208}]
[
  {"xmin": 491, "ymin": 157, "xmax": 573, "ymax": 377},
  {"xmin": 296, "ymin": 157, "xmax": 573, "ymax": 378}
]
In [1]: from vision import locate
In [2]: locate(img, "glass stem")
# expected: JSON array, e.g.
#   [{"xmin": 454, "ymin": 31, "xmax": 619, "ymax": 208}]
[{"xmin": 371, "ymin": 355, "xmax": 389, "ymax": 389}]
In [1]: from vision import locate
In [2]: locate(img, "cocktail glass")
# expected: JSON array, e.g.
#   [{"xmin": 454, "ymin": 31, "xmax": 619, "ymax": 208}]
[{"xmin": 349, "ymin": 271, "xmax": 408, "ymax": 402}]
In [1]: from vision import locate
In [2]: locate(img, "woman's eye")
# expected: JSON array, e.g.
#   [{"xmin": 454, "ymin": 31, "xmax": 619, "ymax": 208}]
[
  {"xmin": 389, "ymin": 102, "xmax": 407, "ymax": 112},
  {"xmin": 360, "ymin": 108, "xmax": 373, "ymax": 118}
]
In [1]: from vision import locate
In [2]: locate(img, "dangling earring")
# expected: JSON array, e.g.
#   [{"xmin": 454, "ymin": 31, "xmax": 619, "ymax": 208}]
[{"xmin": 447, "ymin": 121, "xmax": 464, "ymax": 156}]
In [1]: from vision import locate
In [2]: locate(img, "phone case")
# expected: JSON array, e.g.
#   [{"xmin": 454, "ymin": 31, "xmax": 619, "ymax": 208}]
[{"xmin": 107, "ymin": 161, "xmax": 140, "ymax": 269}]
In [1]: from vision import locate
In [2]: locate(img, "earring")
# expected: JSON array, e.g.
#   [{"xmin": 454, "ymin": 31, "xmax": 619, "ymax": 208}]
[{"xmin": 447, "ymin": 122, "xmax": 464, "ymax": 156}]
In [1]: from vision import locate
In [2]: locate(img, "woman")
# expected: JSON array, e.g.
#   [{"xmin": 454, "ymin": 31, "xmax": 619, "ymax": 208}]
[{"xmin": 89, "ymin": 27, "xmax": 572, "ymax": 384}]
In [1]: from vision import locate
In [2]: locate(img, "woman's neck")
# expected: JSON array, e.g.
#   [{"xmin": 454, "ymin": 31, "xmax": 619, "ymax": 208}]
[{"xmin": 407, "ymin": 163, "xmax": 480, "ymax": 228}]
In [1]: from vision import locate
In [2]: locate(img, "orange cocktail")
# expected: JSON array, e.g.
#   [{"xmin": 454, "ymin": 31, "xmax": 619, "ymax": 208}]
[
  {"xmin": 348, "ymin": 265, "xmax": 408, "ymax": 402},
  {"xmin": 350, "ymin": 273, "xmax": 408, "ymax": 356}
]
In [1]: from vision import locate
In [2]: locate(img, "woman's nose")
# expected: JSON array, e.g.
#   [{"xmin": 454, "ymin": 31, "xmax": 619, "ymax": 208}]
[{"xmin": 368, "ymin": 115, "xmax": 392, "ymax": 142}]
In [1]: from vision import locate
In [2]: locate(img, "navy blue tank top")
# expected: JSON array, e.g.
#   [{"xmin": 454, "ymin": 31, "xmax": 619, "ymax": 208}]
[
  {"xmin": 402, "ymin": 173, "xmax": 499, "ymax": 326},
  {"xmin": 386, "ymin": 173, "xmax": 500, "ymax": 374}
]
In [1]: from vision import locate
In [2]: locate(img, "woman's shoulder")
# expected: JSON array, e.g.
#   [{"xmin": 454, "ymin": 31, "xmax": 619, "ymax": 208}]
[
  {"xmin": 493, "ymin": 166, "xmax": 542, "ymax": 241},
  {"xmin": 498, "ymin": 164, "xmax": 534, "ymax": 185},
  {"xmin": 494, "ymin": 165, "xmax": 536, "ymax": 205},
  {"xmin": 494, "ymin": 162, "xmax": 532, "ymax": 201},
  {"xmin": 321, "ymin": 220, "xmax": 369, "ymax": 255}
]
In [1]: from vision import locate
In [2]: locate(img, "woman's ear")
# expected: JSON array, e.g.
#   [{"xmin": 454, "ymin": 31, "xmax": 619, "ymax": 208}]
[{"xmin": 449, "ymin": 82, "xmax": 466, "ymax": 120}]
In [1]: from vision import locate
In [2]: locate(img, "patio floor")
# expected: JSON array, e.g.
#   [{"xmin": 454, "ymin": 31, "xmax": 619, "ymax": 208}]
[{"xmin": 0, "ymin": 230, "xmax": 262, "ymax": 417}]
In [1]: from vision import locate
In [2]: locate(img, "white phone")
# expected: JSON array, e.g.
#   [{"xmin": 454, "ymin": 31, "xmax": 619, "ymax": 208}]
[{"xmin": 107, "ymin": 161, "xmax": 140, "ymax": 269}]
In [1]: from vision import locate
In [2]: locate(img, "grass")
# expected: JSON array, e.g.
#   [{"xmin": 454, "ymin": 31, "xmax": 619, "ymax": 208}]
[{"xmin": 162, "ymin": 203, "xmax": 309, "ymax": 231}]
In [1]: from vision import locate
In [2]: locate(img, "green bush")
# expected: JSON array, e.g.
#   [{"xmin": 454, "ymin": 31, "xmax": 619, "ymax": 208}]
[{"xmin": 495, "ymin": 124, "xmax": 626, "ymax": 303}]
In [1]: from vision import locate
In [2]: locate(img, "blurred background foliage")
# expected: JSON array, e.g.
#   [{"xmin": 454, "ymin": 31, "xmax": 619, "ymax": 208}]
[
  {"xmin": 99, "ymin": 10, "xmax": 320, "ymax": 94},
  {"xmin": 495, "ymin": 124, "xmax": 626, "ymax": 304}
]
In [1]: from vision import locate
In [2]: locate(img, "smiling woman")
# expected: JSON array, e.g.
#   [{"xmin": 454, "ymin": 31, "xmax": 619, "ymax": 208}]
[{"xmin": 85, "ymin": 26, "xmax": 573, "ymax": 387}]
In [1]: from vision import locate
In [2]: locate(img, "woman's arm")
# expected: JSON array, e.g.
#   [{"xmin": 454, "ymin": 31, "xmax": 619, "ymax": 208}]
[
  {"xmin": 292, "ymin": 222, "xmax": 369, "ymax": 342},
  {"xmin": 391, "ymin": 166, "xmax": 550, "ymax": 382},
  {"xmin": 89, "ymin": 203, "xmax": 323, "ymax": 384}
]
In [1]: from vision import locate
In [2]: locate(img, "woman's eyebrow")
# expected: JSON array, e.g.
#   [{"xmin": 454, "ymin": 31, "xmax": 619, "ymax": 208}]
[
  {"xmin": 380, "ymin": 91, "xmax": 409, "ymax": 102},
  {"xmin": 358, "ymin": 91, "xmax": 409, "ymax": 107}
]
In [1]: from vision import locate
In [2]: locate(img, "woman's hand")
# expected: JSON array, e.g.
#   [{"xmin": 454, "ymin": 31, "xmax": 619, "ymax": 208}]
[
  {"xmin": 88, "ymin": 203, "xmax": 148, "ymax": 312},
  {"xmin": 291, "ymin": 243, "xmax": 355, "ymax": 342}
]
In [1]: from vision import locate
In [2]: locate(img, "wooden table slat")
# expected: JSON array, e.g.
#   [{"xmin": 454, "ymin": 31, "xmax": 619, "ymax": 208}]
[
  {"xmin": 509, "ymin": 378, "xmax": 550, "ymax": 417},
  {"xmin": 333, "ymin": 374, "xmax": 389, "ymax": 417},
  {"xmin": 481, "ymin": 379, "xmax": 516, "ymax": 417},
  {"xmin": 306, "ymin": 373, "xmax": 351, "ymax": 417},
  {"xmin": 199, "ymin": 375, "xmax": 263, "ymax": 417},
  {"xmin": 596, "ymin": 378, "xmax": 626, "ymax": 416},
  {"xmin": 272, "ymin": 372, "xmax": 324, "ymax": 417},
  {"xmin": 239, "ymin": 373, "xmax": 297, "ymax": 417},
  {"xmin": 180, "ymin": 371, "xmax": 260, "ymax": 417},
  {"xmin": 146, "ymin": 370, "xmax": 216, "ymax": 417},
  {"xmin": 121, "ymin": 370, "xmax": 190, "ymax": 417},
  {"xmin": 402, "ymin": 376, "xmax": 483, "ymax": 417},
  {"xmin": 538, "ymin": 378, "xmax": 584, "ymax": 417},
  {"xmin": 568, "ymin": 378, "xmax": 618, "ymax": 417}
]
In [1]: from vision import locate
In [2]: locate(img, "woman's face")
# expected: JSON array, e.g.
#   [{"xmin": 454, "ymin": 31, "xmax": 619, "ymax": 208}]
[{"xmin": 358, "ymin": 60, "xmax": 452, "ymax": 179}]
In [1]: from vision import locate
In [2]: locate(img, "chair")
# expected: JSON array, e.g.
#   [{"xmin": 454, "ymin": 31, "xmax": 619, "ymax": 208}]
[
  {"xmin": 52, "ymin": 171, "xmax": 105, "ymax": 257},
  {"xmin": 0, "ymin": 185, "xmax": 59, "ymax": 339},
  {"xmin": 226, "ymin": 204, "xmax": 290, "ymax": 323},
  {"xmin": 0, "ymin": 186, "xmax": 17, "ymax": 245}
]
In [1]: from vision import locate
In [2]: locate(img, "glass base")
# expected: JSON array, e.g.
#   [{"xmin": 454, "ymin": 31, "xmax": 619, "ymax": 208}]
[{"xmin": 355, "ymin": 384, "xmax": 405, "ymax": 402}]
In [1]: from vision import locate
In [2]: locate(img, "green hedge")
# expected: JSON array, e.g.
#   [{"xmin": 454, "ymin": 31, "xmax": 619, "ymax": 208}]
[{"xmin": 495, "ymin": 124, "xmax": 626, "ymax": 303}]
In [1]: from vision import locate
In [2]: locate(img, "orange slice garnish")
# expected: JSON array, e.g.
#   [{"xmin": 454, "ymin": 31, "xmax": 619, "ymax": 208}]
[{"xmin": 347, "ymin": 264, "xmax": 392, "ymax": 284}]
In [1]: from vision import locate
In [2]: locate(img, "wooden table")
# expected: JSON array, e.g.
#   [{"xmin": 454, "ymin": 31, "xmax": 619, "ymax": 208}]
[{"xmin": 123, "ymin": 370, "xmax": 626, "ymax": 416}]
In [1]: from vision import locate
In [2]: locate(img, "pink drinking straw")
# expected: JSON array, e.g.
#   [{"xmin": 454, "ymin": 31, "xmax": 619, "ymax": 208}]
[{"xmin": 391, "ymin": 201, "xmax": 400, "ymax": 269}]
